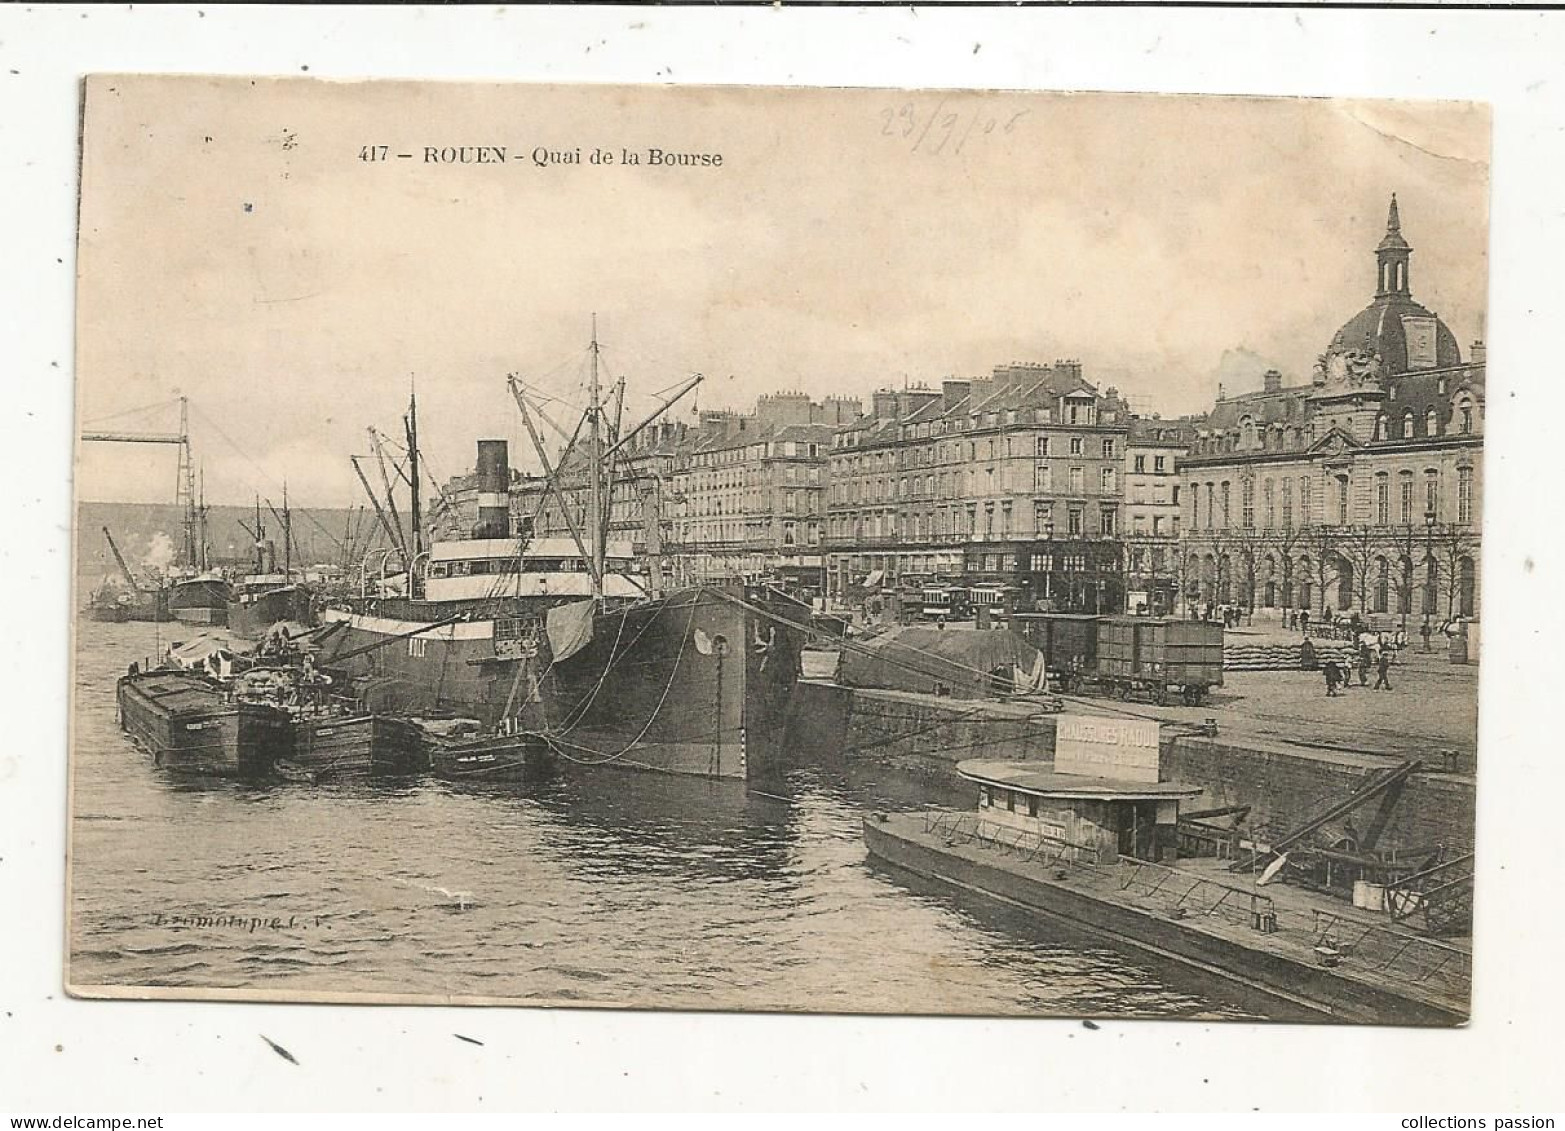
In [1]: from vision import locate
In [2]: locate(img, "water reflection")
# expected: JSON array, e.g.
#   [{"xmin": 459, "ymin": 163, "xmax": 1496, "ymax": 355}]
[{"xmin": 69, "ymin": 617, "xmax": 1268, "ymax": 1019}]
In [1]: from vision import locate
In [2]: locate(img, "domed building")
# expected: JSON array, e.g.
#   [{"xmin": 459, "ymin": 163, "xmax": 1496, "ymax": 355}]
[
  {"xmin": 1180, "ymin": 196, "xmax": 1484, "ymax": 627},
  {"xmin": 1324, "ymin": 195, "xmax": 1463, "ymax": 377}
]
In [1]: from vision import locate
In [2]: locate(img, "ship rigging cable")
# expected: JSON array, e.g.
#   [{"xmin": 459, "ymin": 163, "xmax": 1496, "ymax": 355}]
[{"xmin": 531, "ymin": 597, "xmax": 700, "ymax": 767}]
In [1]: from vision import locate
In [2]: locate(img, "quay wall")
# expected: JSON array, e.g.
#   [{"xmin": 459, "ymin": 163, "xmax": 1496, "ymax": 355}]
[
  {"xmin": 1161, "ymin": 737, "xmax": 1477, "ymax": 853},
  {"xmin": 792, "ymin": 682, "xmax": 1476, "ymax": 854},
  {"xmin": 786, "ymin": 681, "xmax": 1054, "ymax": 783}
]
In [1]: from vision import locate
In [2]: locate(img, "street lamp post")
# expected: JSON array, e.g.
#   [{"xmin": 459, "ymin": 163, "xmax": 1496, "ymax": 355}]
[
  {"xmin": 1042, "ymin": 516, "xmax": 1054, "ymax": 607},
  {"xmin": 1423, "ymin": 508, "xmax": 1437, "ymax": 641}
]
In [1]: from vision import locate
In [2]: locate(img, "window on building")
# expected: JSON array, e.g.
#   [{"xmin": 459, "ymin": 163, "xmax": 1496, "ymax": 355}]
[
  {"xmin": 1069, "ymin": 466, "xmax": 1085, "ymax": 495},
  {"xmin": 1376, "ymin": 475, "xmax": 1390, "ymax": 526},
  {"xmin": 1070, "ymin": 437, "xmax": 1083, "ymax": 456},
  {"xmin": 1220, "ymin": 481, "xmax": 1231, "ymax": 528},
  {"xmin": 1154, "ymin": 455, "xmax": 1167, "ymax": 473},
  {"xmin": 1068, "ymin": 507, "xmax": 1084, "ymax": 536},
  {"xmin": 1426, "ymin": 409, "xmax": 1439, "ymax": 437},
  {"xmin": 1241, "ymin": 478, "xmax": 1255, "ymax": 528},
  {"xmin": 1133, "ymin": 455, "xmax": 1146, "ymax": 473},
  {"xmin": 1402, "ymin": 410, "xmax": 1415, "ymax": 439},
  {"xmin": 1458, "ymin": 466, "xmax": 1473, "ymax": 525},
  {"xmin": 1300, "ymin": 478, "xmax": 1312, "ymax": 526},
  {"xmin": 1191, "ymin": 486, "xmax": 1200, "ymax": 530},
  {"xmin": 1101, "ymin": 467, "xmax": 1117, "ymax": 495},
  {"xmin": 1460, "ymin": 403, "xmax": 1474, "ymax": 434},
  {"xmin": 1400, "ymin": 473, "xmax": 1414, "ymax": 525},
  {"xmin": 1103, "ymin": 439, "xmax": 1116, "ymax": 460},
  {"xmin": 1037, "ymin": 436, "xmax": 1050, "ymax": 457},
  {"xmin": 1337, "ymin": 475, "xmax": 1350, "ymax": 525},
  {"xmin": 1425, "ymin": 471, "xmax": 1440, "ymax": 520},
  {"xmin": 1263, "ymin": 479, "xmax": 1275, "ymax": 528},
  {"xmin": 1100, "ymin": 505, "xmax": 1118, "ymax": 537},
  {"xmin": 1205, "ymin": 483, "xmax": 1215, "ymax": 529}
]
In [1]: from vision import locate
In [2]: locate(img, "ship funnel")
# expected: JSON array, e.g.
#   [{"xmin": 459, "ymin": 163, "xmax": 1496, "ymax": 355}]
[{"xmin": 474, "ymin": 440, "xmax": 511, "ymax": 539}]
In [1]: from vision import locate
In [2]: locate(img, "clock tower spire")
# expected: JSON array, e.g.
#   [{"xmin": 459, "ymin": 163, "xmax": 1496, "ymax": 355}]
[{"xmin": 1375, "ymin": 193, "xmax": 1412, "ymax": 299}]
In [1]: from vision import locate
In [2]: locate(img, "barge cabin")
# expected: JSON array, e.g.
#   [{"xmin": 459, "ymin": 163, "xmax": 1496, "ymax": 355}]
[{"xmin": 959, "ymin": 759, "xmax": 1202, "ymax": 864}]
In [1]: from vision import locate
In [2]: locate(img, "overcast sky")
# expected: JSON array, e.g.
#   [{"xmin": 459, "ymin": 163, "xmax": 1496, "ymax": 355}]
[{"xmin": 75, "ymin": 78, "xmax": 1490, "ymax": 507}]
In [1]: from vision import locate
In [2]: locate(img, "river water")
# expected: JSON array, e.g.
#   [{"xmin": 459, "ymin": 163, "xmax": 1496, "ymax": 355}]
[{"xmin": 69, "ymin": 618, "xmax": 1267, "ymax": 1019}]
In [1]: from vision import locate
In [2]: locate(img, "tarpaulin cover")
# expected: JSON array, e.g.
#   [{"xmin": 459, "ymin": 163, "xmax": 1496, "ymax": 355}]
[
  {"xmin": 839, "ymin": 626, "xmax": 1043, "ymax": 699},
  {"xmin": 546, "ymin": 599, "xmax": 596, "ymax": 664}
]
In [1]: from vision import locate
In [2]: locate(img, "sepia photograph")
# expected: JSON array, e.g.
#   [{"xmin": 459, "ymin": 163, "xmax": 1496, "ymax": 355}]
[{"xmin": 67, "ymin": 76, "xmax": 1487, "ymax": 1026}]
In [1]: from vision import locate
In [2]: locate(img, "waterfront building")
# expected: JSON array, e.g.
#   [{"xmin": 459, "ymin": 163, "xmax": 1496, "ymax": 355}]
[
  {"xmin": 1179, "ymin": 197, "xmax": 1484, "ymax": 625},
  {"xmin": 1124, "ymin": 416, "xmax": 1197, "ymax": 616},
  {"xmin": 668, "ymin": 414, "xmax": 837, "ymax": 591},
  {"xmin": 823, "ymin": 362, "xmax": 1134, "ymax": 610}
]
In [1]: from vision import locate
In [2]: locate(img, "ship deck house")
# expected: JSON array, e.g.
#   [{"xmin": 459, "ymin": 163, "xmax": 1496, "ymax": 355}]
[{"xmin": 958, "ymin": 759, "xmax": 1202, "ymax": 864}]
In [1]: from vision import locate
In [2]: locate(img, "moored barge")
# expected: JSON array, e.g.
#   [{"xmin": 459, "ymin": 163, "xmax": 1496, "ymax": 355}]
[
  {"xmin": 281, "ymin": 712, "xmax": 427, "ymax": 782},
  {"xmin": 116, "ymin": 668, "xmax": 291, "ymax": 777}
]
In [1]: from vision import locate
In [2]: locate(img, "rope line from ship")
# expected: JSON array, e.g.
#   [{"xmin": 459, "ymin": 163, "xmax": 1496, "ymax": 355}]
[{"xmin": 530, "ymin": 597, "xmax": 701, "ymax": 767}]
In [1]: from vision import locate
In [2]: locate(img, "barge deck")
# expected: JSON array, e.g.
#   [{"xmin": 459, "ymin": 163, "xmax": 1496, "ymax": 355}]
[{"xmin": 864, "ymin": 810, "xmax": 1469, "ymax": 1026}]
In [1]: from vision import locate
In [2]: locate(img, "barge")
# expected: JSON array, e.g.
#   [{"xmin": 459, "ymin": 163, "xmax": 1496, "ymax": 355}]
[
  {"xmin": 116, "ymin": 668, "xmax": 291, "ymax": 777},
  {"xmin": 863, "ymin": 758, "xmax": 1470, "ymax": 1025},
  {"xmin": 281, "ymin": 712, "xmax": 427, "ymax": 782}
]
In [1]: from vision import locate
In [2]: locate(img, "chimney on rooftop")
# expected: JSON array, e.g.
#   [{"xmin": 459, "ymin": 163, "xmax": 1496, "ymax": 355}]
[{"xmin": 1263, "ymin": 369, "xmax": 1283, "ymax": 394}]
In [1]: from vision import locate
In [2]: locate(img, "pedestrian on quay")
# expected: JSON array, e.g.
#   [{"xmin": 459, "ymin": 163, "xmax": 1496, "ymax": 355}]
[
  {"xmin": 1374, "ymin": 647, "xmax": 1393, "ymax": 690},
  {"xmin": 1324, "ymin": 658, "xmax": 1341, "ymax": 697},
  {"xmin": 1395, "ymin": 626, "xmax": 1408, "ymax": 653},
  {"xmin": 1357, "ymin": 637, "xmax": 1373, "ymax": 686},
  {"xmin": 1300, "ymin": 608, "xmax": 1310, "ymax": 635},
  {"xmin": 1421, "ymin": 619, "xmax": 1433, "ymax": 652}
]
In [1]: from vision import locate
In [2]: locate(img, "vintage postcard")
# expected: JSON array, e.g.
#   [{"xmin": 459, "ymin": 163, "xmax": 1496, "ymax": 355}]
[{"xmin": 68, "ymin": 77, "xmax": 1487, "ymax": 1023}]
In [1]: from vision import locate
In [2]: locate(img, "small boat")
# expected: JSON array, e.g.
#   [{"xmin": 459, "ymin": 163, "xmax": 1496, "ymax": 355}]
[
  {"xmin": 420, "ymin": 718, "xmax": 553, "ymax": 781},
  {"xmin": 116, "ymin": 667, "xmax": 291, "ymax": 777}
]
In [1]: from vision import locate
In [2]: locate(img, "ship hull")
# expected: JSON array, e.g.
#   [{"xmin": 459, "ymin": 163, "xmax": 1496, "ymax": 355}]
[
  {"xmin": 286, "ymin": 713, "xmax": 427, "ymax": 780},
  {"xmin": 318, "ymin": 584, "xmax": 804, "ymax": 784},
  {"xmin": 87, "ymin": 588, "xmax": 170, "ymax": 623},
  {"xmin": 168, "ymin": 577, "xmax": 231, "ymax": 627},
  {"xmin": 117, "ymin": 670, "xmax": 291, "ymax": 777},
  {"xmin": 428, "ymin": 731, "xmax": 555, "ymax": 781},
  {"xmin": 229, "ymin": 585, "xmax": 317, "ymax": 640}
]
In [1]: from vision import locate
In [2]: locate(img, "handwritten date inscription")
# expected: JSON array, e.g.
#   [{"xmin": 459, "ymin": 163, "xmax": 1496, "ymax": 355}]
[{"xmin": 880, "ymin": 101, "xmax": 1030, "ymax": 155}]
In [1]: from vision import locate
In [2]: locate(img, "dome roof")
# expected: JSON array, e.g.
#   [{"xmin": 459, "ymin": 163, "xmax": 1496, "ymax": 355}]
[
  {"xmin": 1327, "ymin": 195, "xmax": 1462, "ymax": 375},
  {"xmin": 1330, "ymin": 295, "xmax": 1462, "ymax": 375}
]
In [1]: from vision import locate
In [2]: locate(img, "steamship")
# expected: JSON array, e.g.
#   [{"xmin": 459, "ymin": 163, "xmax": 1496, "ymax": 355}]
[{"xmin": 316, "ymin": 344, "xmax": 806, "ymax": 786}]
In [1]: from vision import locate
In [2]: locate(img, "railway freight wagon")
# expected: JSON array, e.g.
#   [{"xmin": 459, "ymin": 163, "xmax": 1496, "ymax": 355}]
[
  {"xmin": 1009, "ymin": 614, "xmax": 1223, "ymax": 704},
  {"xmin": 1010, "ymin": 613, "xmax": 1099, "ymax": 682},
  {"xmin": 1095, "ymin": 617, "xmax": 1224, "ymax": 705}
]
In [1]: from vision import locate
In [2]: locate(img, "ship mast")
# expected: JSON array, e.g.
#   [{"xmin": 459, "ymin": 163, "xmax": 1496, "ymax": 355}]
[
  {"xmin": 405, "ymin": 382, "xmax": 423, "ymax": 558},
  {"xmin": 282, "ymin": 481, "xmax": 292, "ymax": 581},
  {"xmin": 587, "ymin": 314, "xmax": 606, "ymax": 598}
]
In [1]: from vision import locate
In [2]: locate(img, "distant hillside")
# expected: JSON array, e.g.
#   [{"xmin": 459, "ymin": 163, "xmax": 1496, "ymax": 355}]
[{"xmin": 74, "ymin": 500, "xmax": 394, "ymax": 585}]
